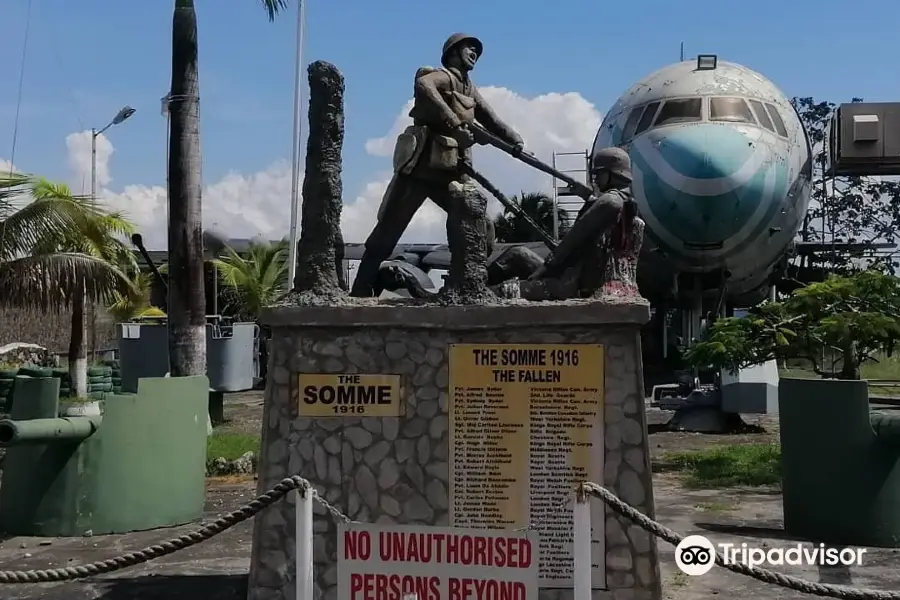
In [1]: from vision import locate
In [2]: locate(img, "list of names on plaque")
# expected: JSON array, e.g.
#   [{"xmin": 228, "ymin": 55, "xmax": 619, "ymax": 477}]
[
  {"xmin": 450, "ymin": 382, "xmax": 528, "ymax": 528},
  {"xmin": 449, "ymin": 344, "xmax": 605, "ymax": 587}
]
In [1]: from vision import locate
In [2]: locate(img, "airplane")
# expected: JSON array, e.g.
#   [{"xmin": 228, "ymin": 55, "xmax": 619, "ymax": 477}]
[{"xmin": 592, "ymin": 55, "xmax": 812, "ymax": 343}]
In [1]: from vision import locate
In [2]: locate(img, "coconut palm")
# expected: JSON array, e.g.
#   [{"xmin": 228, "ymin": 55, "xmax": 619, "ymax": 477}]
[
  {"xmin": 30, "ymin": 201, "xmax": 139, "ymax": 396},
  {"xmin": 166, "ymin": 0, "xmax": 288, "ymax": 377},
  {"xmin": 0, "ymin": 173, "xmax": 136, "ymax": 309},
  {"xmin": 213, "ymin": 240, "xmax": 289, "ymax": 321},
  {"xmin": 492, "ymin": 191, "xmax": 570, "ymax": 243},
  {"xmin": 0, "ymin": 173, "xmax": 137, "ymax": 395}
]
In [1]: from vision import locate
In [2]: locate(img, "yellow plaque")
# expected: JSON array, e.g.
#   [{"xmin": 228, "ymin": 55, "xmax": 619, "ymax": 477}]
[
  {"xmin": 448, "ymin": 344, "xmax": 605, "ymax": 588},
  {"xmin": 297, "ymin": 374, "xmax": 403, "ymax": 417}
]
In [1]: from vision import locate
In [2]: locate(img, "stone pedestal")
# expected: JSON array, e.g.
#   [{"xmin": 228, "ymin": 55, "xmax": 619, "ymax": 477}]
[{"xmin": 249, "ymin": 299, "xmax": 661, "ymax": 600}]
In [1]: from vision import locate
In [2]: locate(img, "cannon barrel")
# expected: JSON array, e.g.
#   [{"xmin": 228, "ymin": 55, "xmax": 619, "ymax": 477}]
[{"xmin": 0, "ymin": 417, "xmax": 100, "ymax": 447}]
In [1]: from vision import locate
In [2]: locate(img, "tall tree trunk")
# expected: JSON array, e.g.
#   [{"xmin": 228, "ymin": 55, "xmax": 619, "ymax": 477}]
[
  {"xmin": 167, "ymin": 0, "xmax": 206, "ymax": 377},
  {"xmin": 68, "ymin": 288, "xmax": 88, "ymax": 397}
]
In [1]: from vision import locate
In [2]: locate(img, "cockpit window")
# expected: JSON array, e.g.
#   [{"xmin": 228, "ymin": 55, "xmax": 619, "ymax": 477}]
[
  {"xmin": 709, "ymin": 97, "xmax": 755, "ymax": 123},
  {"xmin": 621, "ymin": 106, "xmax": 645, "ymax": 142},
  {"xmin": 748, "ymin": 99, "xmax": 775, "ymax": 132},
  {"xmin": 653, "ymin": 98, "xmax": 702, "ymax": 127},
  {"xmin": 765, "ymin": 103, "xmax": 788, "ymax": 137},
  {"xmin": 634, "ymin": 102, "xmax": 660, "ymax": 136}
]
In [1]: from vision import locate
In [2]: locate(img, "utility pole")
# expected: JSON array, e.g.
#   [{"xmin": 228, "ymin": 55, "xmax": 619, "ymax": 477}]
[{"xmin": 287, "ymin": 0, "xmax": 307, "ymax": 289}]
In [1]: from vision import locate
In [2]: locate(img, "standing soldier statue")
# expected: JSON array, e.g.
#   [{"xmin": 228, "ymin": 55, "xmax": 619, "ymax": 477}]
[{"xmin": 350, "ymin": 33, "xmax": 526, "ymax": 298}]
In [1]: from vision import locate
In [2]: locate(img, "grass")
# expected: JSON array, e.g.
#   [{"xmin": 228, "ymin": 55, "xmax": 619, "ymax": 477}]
[
  {"xmin": 660, "ymin": 444, "xmax": 781, "ymax": 489},
  {"xmin": 207, "ymin": 432, "xmax": 261, "ymax": 460},
  {"xmin": 668, "ymin": 572, "xmax": 690, "ymax": 588},
  {"xmin": 780, "ymin": 354, "xmax": 900, "ymax": 397},
  {"xmin": 780, "ymin": 354, "xmax": 900, "ymax": 379},
  {"xmin": 693, "ymin": 500, "xmax": 737, "ymax": 514}
]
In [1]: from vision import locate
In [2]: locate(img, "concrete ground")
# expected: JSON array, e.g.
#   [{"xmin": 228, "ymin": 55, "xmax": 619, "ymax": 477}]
[{"xmin": 0, "ymin": 398, "xmax": 898, "ymax": 599}]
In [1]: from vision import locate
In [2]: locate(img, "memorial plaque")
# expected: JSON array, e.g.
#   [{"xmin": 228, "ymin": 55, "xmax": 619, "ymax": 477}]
[
  {"xmin": 297, "ymin": 374, "xmax": 403, "ymax": 417},
  {"xmin": 449, "ymin": 344, "xmax": 605, "ymax": 588}
]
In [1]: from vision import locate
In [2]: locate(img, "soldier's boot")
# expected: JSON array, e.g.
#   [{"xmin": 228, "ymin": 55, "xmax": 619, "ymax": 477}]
[{"xmin": 350, "ymin": 255, "xmax": 383, "ymax": 297}]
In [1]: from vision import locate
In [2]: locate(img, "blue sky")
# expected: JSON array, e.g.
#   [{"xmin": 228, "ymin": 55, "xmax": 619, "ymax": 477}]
[{"xmin": 1, "ymin": 0, "xmax": 898, "ymax": 247}]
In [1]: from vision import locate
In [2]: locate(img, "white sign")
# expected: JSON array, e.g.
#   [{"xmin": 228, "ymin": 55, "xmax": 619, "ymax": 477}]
[{"xmin": 338, "ymin": 523, "xmax": 539, "ymax": 600}]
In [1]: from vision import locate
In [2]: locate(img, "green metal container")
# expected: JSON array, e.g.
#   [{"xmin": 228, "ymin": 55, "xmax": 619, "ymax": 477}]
[
  {"xmin": 779, "ymin": 377, "xmax": 900, "ymax": 547},
  {"xmin": 0, "ymin": 375, "xmax": 209, "ymax": 536}
]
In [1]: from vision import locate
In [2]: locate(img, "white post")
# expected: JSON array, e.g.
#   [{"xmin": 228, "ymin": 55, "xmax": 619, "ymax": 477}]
[
  {"xmin": 286, "ymin": 0, "xmax": 307, "ymax": 289},
  {"xmin": 296, "ymin": 485, "xmax": 314, "ymax": 600},
  {"xmin": 573, "ymin": 488, "xmax": 592, "ymax": 600}
]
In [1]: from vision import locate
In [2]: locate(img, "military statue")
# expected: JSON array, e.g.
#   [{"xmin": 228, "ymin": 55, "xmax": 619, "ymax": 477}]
[
  {"xmin": 376, "ymin": 146, "xmax": 645, "ymax": 302},
  {"xmin": 350, "ymin": 33, "xmax": 526, "ymax": 299}
]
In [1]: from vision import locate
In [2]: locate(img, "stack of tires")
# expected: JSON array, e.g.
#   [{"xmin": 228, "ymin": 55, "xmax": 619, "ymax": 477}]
[
  {"xmin": 18, "ymin": 366, "xmax": 53, "ymax": 379},
  {"xmin": 0, "ymin": 368, "xmax": 17, "ymax": 413},
  {"xmin": 87, "ymin": 365, "xmax": 113, "ymax": 399},
  {"xmin": 103, "ymin": 359, "xmax": 123, "ymax": 394},
  {"xmin": 54, "ymin": 368, "xmax": 72, "ymax": 397}
]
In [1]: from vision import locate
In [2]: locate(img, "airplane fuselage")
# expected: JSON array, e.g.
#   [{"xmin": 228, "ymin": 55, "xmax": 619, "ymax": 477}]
[{"xmin": 592, "ymin": 60, "xmax": 812, "ymax": 307}]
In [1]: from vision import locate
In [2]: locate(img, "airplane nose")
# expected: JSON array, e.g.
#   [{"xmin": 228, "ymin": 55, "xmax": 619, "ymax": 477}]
[{"xmin": 636, "ymin": 124, "xmax": 774, "ymax": 246}]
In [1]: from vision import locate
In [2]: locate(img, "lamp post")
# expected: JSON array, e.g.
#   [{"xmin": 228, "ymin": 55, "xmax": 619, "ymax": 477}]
[
  {"xmin": 87, "ymin": 105, "xmax": 134, "ymax": 365},
  {"xmin": 91, "ymin": 105, "xmax": 136, "ymax": 206}
]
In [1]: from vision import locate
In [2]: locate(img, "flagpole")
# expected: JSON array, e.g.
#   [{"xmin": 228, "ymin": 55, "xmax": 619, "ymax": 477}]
[{"xmin": 286, "ymin": 0, "xmax": 306, "ymax": 288}]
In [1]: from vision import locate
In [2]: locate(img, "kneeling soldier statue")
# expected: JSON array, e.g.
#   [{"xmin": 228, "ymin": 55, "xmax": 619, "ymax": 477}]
[{"xmin": 350, "ymin": 33, "xmax": 526, "ymax": 301}]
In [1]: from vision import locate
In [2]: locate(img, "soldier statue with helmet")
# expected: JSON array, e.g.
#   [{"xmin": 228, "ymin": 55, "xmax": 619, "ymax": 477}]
[
  {"xmin": 374, "ymin": 144, "xmax": 645, "ymax": 302},
  {"xmin": 350, "ymin": 32, "xmax": 526, "ymax": 300}
]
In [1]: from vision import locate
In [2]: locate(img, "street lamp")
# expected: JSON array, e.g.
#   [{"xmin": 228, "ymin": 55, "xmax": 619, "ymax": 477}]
[{"xmin": 91, "ymin": 105, "xmax": 136, "ymax": 205}]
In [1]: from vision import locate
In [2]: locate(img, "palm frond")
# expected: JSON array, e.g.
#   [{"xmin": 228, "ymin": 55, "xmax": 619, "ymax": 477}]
[
  {"xmin": 108, "ymin": 271, "xmax": 159, "ymax": 321},
  {"xmin": 0, "ymin": 253, "xmax": 138, "ymax": 312},
  {"xmin": 0, "ymin": 185, "xmax": 99, "ymax": 260},
  {"xmin": 260, "ymin": 0, "xmax": 289, "ymax": 21},
  {"xmin": 212, "ymin": 240, "xmax": 288, "ymax": 318}
]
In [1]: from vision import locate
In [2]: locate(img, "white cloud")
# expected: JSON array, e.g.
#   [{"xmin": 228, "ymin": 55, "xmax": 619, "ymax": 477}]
[{"xmin": 59, "ymin": 87, "xmax": 601, "ymax": 250}]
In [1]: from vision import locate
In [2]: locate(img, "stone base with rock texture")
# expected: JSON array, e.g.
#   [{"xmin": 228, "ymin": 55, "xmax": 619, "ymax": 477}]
[{"xmin": 248, "ymin": 299, "xmax": 661, "ymax": 600}]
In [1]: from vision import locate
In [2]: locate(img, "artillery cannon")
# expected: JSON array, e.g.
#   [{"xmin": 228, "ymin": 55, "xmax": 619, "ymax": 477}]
[{"xmin": 0, "ymin": 414, "xmax": 99, "ymax": 446}]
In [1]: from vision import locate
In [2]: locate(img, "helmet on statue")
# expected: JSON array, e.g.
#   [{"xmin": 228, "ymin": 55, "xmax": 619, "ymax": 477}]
[
  {"xmin": 441, "ymin": 33, "xmax": 483, "ymax": 64},
  {"xmin": 591, "ymin": 147, "xmax": 632, "ymax": 182}
]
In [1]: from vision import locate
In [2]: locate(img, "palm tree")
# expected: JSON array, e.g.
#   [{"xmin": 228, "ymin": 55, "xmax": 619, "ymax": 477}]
[
  {"xmin": 31, "ymin": 202, "xmax": 139, "ymax": 397},
  {"xmin": 213, "ymin": 240, "xmax": 288, "ymax": 321},
  {"xmin": 108, "ymin": 272, "xmax": 167, "ymax": 322},
  {"xmin": 0, "ymin": 173, "xmax": 136, "ymax": 394},
  {"xmin": 167, "ymin": 0, "xmax": 288, "ymax": 377},
  {"xmin": 492, "ymin": 191, "xmax": 571, "ymax": 243}
]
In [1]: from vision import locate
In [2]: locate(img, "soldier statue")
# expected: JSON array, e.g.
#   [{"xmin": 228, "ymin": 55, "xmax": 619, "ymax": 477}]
[
  {"xmin": 376, "ymin": 147, "xmax": 645, "ymax": 302},
  {"xmin": 350, "ymin": 33, "xmax": 526, "ymax": 298}
]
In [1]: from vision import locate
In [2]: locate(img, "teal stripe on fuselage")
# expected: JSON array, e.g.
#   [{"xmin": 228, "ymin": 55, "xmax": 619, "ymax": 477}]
[
  {"xmin": 723, "ymin": 157, "xmax": 789, "ymax": 260},
  {"xmin": 629, "ymin": 125, "xmax": 788, "ymax": 262},
  {"xmin": 655, "ymin": 124, "xmax": 752, "ymax": 179}
]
